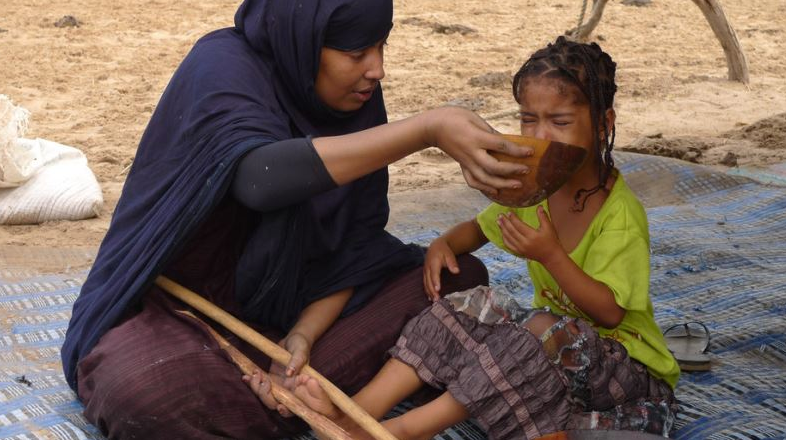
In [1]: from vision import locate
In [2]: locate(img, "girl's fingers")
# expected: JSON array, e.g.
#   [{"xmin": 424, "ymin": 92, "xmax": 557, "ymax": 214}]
[
  {"xmin": 423, "ymin": 259, "xmax": 438, "ymax": 299},
  {"xmin": 536, "ymin": 205, "xmax": 553, "ymax": 231},
  {"xmin": 422, "ymin": 267, "xmax": 433, "ymax": 299},
  {"xmin": 445, "ymin": 252, "xmax": 460, "ymax": 275},
  {"xmin": 499, "ymin": 213, "xmax": 527, "ymax": 241},
  {"xmin": 500, "ymin": 230, "xmax": 519, "ymax": 255}
]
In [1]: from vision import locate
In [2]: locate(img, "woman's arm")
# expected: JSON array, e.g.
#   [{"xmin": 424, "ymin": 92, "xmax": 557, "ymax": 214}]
[
  {"xmin": 279, "ymin": 288, "xmax": 354, "ymax": 376},
  {"xmin": 313, "ymin": 106, "xmax": 532, "ymax": 194}
]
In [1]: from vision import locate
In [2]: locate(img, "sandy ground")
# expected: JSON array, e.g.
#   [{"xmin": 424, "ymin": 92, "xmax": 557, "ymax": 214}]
[{"xmin": 1, "ymin": 0, "xmax": 785, "ymax": 252}]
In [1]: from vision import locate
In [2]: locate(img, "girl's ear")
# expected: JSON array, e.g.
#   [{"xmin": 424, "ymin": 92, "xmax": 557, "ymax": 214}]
[{"xmin": 599, "ymin": 108, "xmax": 616, "ymax": 139}]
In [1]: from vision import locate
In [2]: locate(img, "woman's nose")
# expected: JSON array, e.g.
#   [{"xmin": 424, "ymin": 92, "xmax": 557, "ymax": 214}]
[{"xmin": 365, "ymin": 48, "xmax": 385, "ymax": 81}]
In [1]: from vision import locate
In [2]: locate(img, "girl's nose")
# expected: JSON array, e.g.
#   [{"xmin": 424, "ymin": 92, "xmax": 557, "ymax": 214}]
[{"xmin": 534, "ymin": 123, "xmax": 551, "ymax": 141}]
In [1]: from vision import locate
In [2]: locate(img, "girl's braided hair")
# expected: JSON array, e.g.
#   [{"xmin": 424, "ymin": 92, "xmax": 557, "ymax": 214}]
[{"xmin": 512, "ymin": 36, "xmax": 618, "ymax": 211}]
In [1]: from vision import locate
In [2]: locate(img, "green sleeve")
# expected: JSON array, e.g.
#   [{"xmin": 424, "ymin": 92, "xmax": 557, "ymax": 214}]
[
  {"xmin": 476, "ymin": 203, "xmax": 510, "ymax": 250},
  {"xmin": 583, "ymin": 202, "xmax": 651, "ymax": 311},
  {"xmin": 476, "ymin": 203, "xmax": 542, "ymax": 253}
]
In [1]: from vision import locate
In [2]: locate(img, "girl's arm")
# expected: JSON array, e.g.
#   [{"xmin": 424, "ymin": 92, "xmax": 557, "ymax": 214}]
[
  {"xmin": 312, "ymin": 106, "xmax": 532, "ymax": 195},
  {"xmin": 424, "ymin": 219, "xmax": 489, "ymax": 300},
  {"xmin": 538, "ymin": 251, "xmax": 624, "ymax": 328},
  {"xmin": 498, "ymin": 208, "xmax": 625, "ymax": 328}
]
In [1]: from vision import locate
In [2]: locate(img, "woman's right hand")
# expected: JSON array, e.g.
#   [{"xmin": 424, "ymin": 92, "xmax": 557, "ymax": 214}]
[
  {"xmin": 424, "ymin": 237, "xmax": 459, "ymax": 301},
  {"xmin": 423, "ymin": 106, "xmax": 533, "ymax": 195},
  {"xmin": 243, "ymin": 370, "xmax": 290, "ymax": 416}
]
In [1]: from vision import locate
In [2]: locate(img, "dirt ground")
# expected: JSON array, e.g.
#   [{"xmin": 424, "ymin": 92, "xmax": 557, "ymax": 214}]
[{"xmin": 1, "ymin": 0, "xmax": 785, "ymax": 251}]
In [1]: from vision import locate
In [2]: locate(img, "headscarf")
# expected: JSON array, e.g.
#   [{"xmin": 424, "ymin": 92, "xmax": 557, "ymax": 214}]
[{"xmin": 62, "ymin": 0, "xmax": 422, "ymax": 390}]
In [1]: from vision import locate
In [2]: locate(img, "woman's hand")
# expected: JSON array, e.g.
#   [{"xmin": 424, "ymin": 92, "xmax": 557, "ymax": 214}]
[
  {"xmin": 423, "ymin": 106, "xmax": 534, "ymax": 194},
  {"xmin": 424, "ymin": 237, "xmax": 460, "ymax": 301},
  {"xmin": 251, "ymin": 332, "xmax": 313, "ymax": 418},
  {"xmin": 272, "ymin": 332, "xmax": 312, "ymax": 378},
  {"xmin": 243, "ymin": 369, "xmax": 293, "ymax": 417},
  {"xmin": 498, "ymin": 207, "xmax": 564, "ymax": 265}
]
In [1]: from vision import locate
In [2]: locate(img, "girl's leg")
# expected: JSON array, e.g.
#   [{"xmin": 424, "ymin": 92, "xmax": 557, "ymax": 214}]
[
  {"xmin": 294, "ymin": 359, "xmax": 469, "ymax": 440},
  {"xmin": 353, "ymin": 359, "xmax": 425, "ymax": 419},
  {"xmin": 383, "ymin": 391, "xmax": 470, "ymax": 440}
]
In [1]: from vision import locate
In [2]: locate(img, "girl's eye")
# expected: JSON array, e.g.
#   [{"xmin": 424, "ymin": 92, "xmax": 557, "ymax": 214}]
[
  {"xmin": 553, "ymin": 120, "xmax": 571, "ymax": 126},
  {"xmin": 520, "ymin": 117, "xmax": 536, "ymax": 124}
]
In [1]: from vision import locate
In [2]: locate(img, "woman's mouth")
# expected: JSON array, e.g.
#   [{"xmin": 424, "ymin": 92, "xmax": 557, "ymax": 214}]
[{"xmin": 353, "ymin": 87, "xmax": 375, "ymax": 102}]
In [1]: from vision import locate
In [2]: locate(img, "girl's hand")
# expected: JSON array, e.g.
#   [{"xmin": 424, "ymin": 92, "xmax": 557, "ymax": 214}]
[
  {"xmin": 424, "ymin": 238, "xmax": 460, "ymax": 301},
  {"xmin": 498, "ymin": 206, "xmax": 563, "ymax": 265},
  {"xmin": 424, "ymin": 106, "xmax": 533, "ymax": 194}
]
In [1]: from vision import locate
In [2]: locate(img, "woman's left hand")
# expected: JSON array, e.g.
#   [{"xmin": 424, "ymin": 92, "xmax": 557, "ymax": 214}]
[{"xmin": 498, "ymin": 206, "xmax": 563, "ymax": 265}]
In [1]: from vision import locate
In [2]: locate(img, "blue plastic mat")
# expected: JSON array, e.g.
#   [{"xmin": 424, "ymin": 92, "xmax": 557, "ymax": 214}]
[{"xmin": 2, "ymin": 152, "xmax": 785, "ymax": 439}]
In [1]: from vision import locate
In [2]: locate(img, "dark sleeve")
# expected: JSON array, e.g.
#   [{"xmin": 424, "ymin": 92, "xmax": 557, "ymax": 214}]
[{"xmin": 231, "ymin": 137, "xmax": 337, "ymax": 212}]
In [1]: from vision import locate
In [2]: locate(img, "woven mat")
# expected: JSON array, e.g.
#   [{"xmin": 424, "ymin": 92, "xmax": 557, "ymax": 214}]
[{"xmin": 2, "ymin": 152, "xmax": 785, "ymax": 439}]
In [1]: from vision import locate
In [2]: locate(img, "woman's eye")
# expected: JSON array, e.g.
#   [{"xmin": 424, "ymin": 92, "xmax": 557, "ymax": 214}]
[
  {"xmin": 553, "ymin": 120, "xmax": 571, "ymax": 126},
  {"xmin": 520, "ymin": 118, "xmax": 536, "ymax": 124}
]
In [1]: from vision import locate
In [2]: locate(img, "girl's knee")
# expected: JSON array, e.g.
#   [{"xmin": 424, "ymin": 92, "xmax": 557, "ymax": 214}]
[{"xmin": 522, "ymin": 311, "xmax": 561, "ymax": 338}]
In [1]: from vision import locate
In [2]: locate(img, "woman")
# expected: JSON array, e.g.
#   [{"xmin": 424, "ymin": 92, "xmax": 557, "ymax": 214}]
[{"xmin": 62, "ymin": 0, "xmax": 531, "ymax": 438}]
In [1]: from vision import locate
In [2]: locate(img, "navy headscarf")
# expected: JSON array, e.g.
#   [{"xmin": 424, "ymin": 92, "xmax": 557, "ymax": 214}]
[{"xmin": 61, "ymin": 0, "xmax": 422, "ymax": 390}]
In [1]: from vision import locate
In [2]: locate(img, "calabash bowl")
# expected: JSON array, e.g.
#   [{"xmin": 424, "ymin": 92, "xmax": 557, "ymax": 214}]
[{"xmin": 485, "ymin": 134, "xmax": 587, "ymax": 207}]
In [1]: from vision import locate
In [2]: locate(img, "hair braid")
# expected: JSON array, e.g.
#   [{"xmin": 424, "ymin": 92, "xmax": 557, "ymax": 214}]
[{"xmin": 512, "ymin": 36, "xmax": 618, "ymax": 211}]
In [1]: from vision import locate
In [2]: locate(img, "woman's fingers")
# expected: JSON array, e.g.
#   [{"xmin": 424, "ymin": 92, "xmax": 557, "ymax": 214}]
[
  {"xmin": 460, "ymin": 168, "xmax": 498, "ymax": 194},
  {"xmin": 284, "ymin": 334, "xmax": 311, "ymax": 376},
  {"xmin": 493, "ymin": 137, "xmax": 535, "ymax": 159},
  {"xmin": 243, "ymin": 370, "xmax": 279, "ymax": 410}
]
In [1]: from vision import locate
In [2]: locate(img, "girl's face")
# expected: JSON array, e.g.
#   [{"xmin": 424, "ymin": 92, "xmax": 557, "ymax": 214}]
[
  {"xmin": 517, "ymin": 76, "xmax": 614, "ymax": 150},
  {"xmin": 315, "ymin": 39, "xmax": 386, "ymax": 112}
]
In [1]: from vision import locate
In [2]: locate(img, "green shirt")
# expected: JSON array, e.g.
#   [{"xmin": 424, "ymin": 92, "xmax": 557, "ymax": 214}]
[{"xmin": 476, "ymin": 173, "xmax": 680, "ymax": 389}]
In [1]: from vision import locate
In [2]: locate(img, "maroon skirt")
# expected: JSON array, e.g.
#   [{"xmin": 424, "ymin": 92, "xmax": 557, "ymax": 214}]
[{"xmin": 76, "ymin": 254, "xmax": 488, "ymax": 439}]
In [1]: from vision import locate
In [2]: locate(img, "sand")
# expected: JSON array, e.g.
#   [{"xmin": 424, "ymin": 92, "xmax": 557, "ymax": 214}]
[{"xmin": 1, "ymin": 0, "xmax": 785, "ymax": 252}]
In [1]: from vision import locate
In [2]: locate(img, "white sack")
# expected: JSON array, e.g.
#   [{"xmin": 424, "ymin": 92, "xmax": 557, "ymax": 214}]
[{"xmin": 0, "ymin": 95, "xmax": 103, "ymax": 225}]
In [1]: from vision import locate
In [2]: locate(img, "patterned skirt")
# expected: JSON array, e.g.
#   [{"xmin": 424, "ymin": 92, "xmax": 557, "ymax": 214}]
[{"xmin": 389, "ymin": 286, "xmax": 676, "ymax": 440}]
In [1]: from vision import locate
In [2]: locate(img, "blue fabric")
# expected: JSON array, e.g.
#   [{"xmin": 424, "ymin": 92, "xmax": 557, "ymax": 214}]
[{"xmin": 61, "ymin": 0, "xmax": 421, "ymax": 391}]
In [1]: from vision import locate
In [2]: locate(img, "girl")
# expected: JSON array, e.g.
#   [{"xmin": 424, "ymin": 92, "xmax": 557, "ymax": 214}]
[{"xmin": 248, "ymin": 36, "xmax": 680, "ymax": 439}]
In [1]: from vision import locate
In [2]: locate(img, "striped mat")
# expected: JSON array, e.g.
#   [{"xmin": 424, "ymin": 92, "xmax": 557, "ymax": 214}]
[{"xmin": 2, "ymin": 152, "xmax": 785, "ymax": 439}]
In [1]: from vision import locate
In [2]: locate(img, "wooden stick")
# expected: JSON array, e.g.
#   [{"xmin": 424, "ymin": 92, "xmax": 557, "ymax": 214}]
[
  {"xmin": 155, "ymin": 276, "xmax": 397, "ymax": 440},
  {"xmin": 175, "ymin": 310, "xmax": 351, "ymax": 440}
]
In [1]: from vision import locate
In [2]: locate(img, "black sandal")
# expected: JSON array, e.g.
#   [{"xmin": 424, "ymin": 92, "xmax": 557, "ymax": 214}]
[{"xmin": 663, "ymin": 321, "xmax": 711, "ymax": 372}]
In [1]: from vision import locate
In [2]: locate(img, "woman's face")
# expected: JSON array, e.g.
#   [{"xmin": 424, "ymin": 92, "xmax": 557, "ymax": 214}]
[{"xmin": 315, "ymin": 39, "xmax": 386, "ymax": 112}]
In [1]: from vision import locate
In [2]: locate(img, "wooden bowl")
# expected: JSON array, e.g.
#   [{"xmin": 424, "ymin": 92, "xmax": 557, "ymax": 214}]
[{"xmin": 485, "ymin": 134, "xmax": 588, "ymax": 207}]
